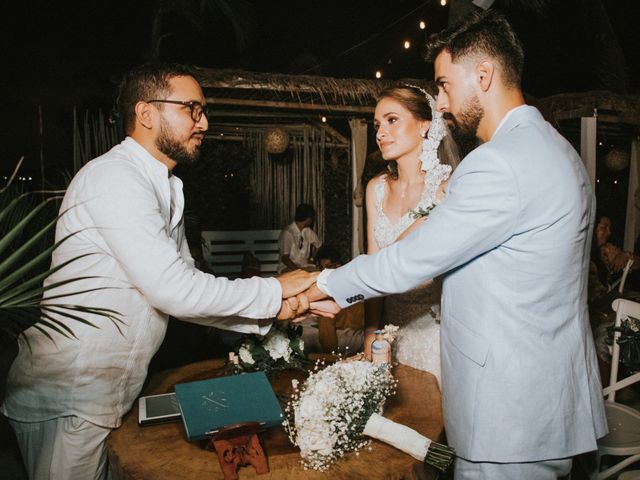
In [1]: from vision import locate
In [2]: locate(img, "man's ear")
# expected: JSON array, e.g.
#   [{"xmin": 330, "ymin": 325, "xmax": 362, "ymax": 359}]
[
  {"xmin": 476, "ymin": 60, "xmax": 495, "ymax": 92},
  {"xmin": 134, "ymin": 101, "xmax": 154, "ymax": 130}
]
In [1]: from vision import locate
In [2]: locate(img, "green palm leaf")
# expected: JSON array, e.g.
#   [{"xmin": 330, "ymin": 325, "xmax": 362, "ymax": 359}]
[{"xmin": 0, "ymin": 188, "xmax": 123, "ymax": 341}]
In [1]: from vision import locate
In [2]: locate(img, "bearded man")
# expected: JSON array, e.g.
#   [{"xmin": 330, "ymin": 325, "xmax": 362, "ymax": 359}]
[
  {"xmin": 2, "ymin": 63, "xmax": 317, "ymax": 479},
  {"xmin": 305, "ymin": 10, "xmax": 607, "ymax": 479}
]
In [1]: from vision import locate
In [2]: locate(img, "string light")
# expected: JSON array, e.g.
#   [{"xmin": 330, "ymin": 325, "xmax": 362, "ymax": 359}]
[
  {"xmin": 321, "ymin": 116, "xmax": 327, "ymax": 123},
  {"xmin": 375, "ymin": 70, "xmax": 382, "ymax": 79},
  {"xmin": 403, "ymin": 40, "xmax": 411, "ymax": 49},
  {"xmin": 440, "ymin": 0, "xmax": 447, "ymax": 5},
  {"xmin": 419, "ymin": 20, "xmax": 426, "ymax": 30}
]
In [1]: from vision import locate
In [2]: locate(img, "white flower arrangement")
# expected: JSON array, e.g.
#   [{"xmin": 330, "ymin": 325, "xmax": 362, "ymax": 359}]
[
  {"xmin": 233, "ymin": 322, "xmax": 306, "ymax": 375},
  {"xmin": 381, "ymin": 324, "xmax": 399, "ymax": 344},
  {"xmin": 283, "ymin": 359, "xmax": 454, "ymax": 472}
]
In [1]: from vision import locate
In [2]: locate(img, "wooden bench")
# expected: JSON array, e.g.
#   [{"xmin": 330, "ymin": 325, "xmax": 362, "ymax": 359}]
[{"xmin": 201, "ymin": 230, "xmax": 281, "ymax": 278}]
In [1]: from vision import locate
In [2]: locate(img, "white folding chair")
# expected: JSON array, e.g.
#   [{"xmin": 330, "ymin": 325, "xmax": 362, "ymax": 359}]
[
  {"xmin": 591, "ymin": 298, "xmax": 640, "ymax": 479},
  {"xmin": 608, "ymin": 258, "xmax": 634, "ymax": 295}
]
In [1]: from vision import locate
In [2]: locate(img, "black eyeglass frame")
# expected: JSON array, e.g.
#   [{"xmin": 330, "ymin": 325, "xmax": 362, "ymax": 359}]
[{"xmin": 147, "ymin": 99, "xmax": 207, "ymax": 123}]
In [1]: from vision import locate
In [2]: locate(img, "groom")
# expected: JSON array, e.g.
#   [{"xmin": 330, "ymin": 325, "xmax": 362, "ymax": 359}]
[{"xmin": 306, "ymin": 10, "xmax": 607, "ymax": 480}]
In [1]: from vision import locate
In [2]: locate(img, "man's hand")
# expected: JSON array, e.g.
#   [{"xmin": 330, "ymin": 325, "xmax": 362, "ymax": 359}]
[
  {"xmin": 276, "ymin": 269, "xmax": 319, "ymax": 298},
  {"xmin": 309, "ymin": 300, "xmax": 341, "ymax": 317},
  {"xmin": 277, "ymin": 293, "xmax": 310, "ymax": 320},
  {"xmin": 303, "ymin": 282, "xmax": 329, "ymax": 303}
]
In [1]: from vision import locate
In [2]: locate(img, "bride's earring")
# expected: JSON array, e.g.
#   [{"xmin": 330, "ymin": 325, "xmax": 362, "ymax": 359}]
[{"xmin": 421, "ymin": 134, "xmax": 429, "ymax": 151}]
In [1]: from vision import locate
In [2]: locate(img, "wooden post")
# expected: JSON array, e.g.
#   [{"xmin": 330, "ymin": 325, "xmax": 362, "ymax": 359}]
[{"xmin": 580, "ymin": 114, "xmax": 597, "ymax": 190}]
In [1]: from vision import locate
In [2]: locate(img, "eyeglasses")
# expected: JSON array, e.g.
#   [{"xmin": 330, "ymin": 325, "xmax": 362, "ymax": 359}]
[{"xmin": 147, "ymin": 99, "xmax": 207, "ymax": 123}]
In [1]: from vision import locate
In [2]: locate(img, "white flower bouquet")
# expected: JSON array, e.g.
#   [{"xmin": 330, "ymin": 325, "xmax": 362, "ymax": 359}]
[
  {"xmin": 283, "ymin": 359, "xmax": 454, "ymax": 472},
  {"xmin": 234, "ymin": 322, "xmax": 307, "ymax": 375}
]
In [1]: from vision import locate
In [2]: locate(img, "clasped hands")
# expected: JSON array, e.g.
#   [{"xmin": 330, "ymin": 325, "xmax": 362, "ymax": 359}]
[{"xmin": 276, "ymin": 270, "xmax": 339, "ymax": 320}]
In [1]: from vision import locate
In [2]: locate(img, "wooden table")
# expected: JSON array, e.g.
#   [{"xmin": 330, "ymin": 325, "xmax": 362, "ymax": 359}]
[{"xmin": 107, "ymin": 358, "xmax": 444, "ymax": 480}]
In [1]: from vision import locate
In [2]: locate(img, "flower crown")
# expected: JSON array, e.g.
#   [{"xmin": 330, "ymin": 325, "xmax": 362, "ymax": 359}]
[{"xmin": 402, "ymin": 84, "xmax": 448, "ymax": 173}]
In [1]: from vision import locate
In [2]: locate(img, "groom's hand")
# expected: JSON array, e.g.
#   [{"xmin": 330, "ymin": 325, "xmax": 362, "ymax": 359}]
[
  {"xmin": 304, "ymin": 282, "xmax": 329, "ymax": 303},
  {"xmin": 277, "ymin": 293, "xmax": 310, "ymax": 320},
  {"xmin": 276, "ymin": 269, "xmax": 319, "ymax": 298}
]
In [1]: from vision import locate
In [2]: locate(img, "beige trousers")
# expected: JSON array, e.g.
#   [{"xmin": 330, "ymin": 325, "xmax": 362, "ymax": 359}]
[{"xmin": 9, "ymin": 416, "xmax": 111, "ymax": 480}]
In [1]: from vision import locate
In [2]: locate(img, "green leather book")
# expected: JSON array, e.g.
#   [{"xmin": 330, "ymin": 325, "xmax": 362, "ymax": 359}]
[{"xmin": 174, "ymin": 372, "xmax": 284, "ymax": 441}]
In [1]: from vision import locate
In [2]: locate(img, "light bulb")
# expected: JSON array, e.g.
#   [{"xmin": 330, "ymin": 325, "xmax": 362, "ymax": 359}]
[
  {"xmin": 404, "ymin": 40, "xmax": 410, "ymax": 49},
  {"xmin": 375, "ymin": 70, "xmax": 382, "ymax": 79},
  {"xmin": 419, "ymin": 21, "xmax": 426, "ymax": 30},
  {"xmin": 321, "ymin": 116, "xmax": 327, "ymax": 123},
  {"xmin": 441, "ymin": 0, "xmax": 447, "ymax": 5}
]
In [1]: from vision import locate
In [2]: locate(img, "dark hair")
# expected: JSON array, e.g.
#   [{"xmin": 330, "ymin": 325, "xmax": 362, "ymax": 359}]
[
  {"xmin": 315, "ymin": 245, "xmax": 342, "ymax": 265},
  {"xmin": 294, "ymin": 203, "xmax": 315, "ymax": 222},
  {"xmin": 424, "ymin": 9, "xmax": 524, "ymax": 88},
  {"xmin": 116, "ymin": 62, "xmax": 198, "ymax": 135}
]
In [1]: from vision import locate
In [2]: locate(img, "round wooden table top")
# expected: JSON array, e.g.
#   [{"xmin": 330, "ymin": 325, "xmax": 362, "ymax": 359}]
[{"xmin": 107, "ymin": 357, "xmax": 444, "ymax": 480}]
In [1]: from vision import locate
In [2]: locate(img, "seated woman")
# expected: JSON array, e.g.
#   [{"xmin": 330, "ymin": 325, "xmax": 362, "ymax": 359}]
[
  {"xmin": 589, "ymin": 214, "xmax": 640, "ymax": 386},
  {"xmin": 593, "ymin": 215, "xmax": 639, "ymax": 291}
]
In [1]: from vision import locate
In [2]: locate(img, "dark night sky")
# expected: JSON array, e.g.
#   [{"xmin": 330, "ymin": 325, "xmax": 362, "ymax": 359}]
[{"xmin": 1, "ymin": 0, "xmax": 639, "ymax": 182}]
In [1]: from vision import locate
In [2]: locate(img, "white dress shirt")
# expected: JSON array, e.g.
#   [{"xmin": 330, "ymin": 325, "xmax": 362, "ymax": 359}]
[
  {"xmin": 277, "ymin": 222, "xmax": 321, "ymax": 273},
  {"xmin": 2, "ymin": 137, "xmax": 281, "ymax": 428}
]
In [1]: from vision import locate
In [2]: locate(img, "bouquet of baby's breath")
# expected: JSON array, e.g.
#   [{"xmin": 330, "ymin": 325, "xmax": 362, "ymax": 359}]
[
  {"xmin": 283, "ymin": 359, "xmax": 454, "ymax": 472},
  {"xmin": 234, "ymin": 322, "xmax": 307, "ymax": 375}
]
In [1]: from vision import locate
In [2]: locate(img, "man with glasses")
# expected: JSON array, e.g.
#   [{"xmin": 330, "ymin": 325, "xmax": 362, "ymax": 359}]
[
  {"xmin": 277, "ymin": 203, "xmax": 322, "ymax": 273},
  {"xmin": 2, "ymin": 63, "xmax": 320, "ymax": 480}
]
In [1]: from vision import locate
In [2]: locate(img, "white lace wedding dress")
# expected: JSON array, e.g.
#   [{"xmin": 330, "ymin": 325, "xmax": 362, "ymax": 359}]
[{"xmin": 373, "ymin": 174, "xmax": 442, "ymax": 384}]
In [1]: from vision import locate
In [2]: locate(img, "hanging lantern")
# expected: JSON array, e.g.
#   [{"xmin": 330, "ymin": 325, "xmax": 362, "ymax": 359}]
[
  {"xmin": 264, "ymin": 127, "xmax": 289, "ymax": 154},
  {"xmin": 604, "ymin": 148, "xmax": 629, "ymax": 172}
]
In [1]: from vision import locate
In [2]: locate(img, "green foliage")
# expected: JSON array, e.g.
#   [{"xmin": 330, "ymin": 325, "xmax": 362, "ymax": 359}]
[{"xmin": 233, "ymin": 322, "xmax": 308, "ymax": 376}]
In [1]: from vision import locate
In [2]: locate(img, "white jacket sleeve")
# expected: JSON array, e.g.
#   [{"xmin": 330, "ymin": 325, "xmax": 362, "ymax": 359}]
[
  {"xmin": 325, "ymin": 149, "xmax": 520, "ymax": 307},
  {"xmin": 81, "ymin": 161, "xmax": 282, "ymax": 319}
]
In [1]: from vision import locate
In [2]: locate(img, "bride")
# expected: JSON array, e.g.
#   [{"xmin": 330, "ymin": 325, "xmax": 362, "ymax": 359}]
[{"xmin": 364, "ymin": 85, "xmax": 460, "ymax": 384}]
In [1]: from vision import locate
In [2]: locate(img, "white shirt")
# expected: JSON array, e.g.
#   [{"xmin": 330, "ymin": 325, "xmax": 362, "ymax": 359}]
[
  {"xmin": 277, "ymin": 222, "xmax": 321, "ymax": 273},
  {"xmin": 2, "ymin": 137, "xmax": 281, "ymax": 428}
]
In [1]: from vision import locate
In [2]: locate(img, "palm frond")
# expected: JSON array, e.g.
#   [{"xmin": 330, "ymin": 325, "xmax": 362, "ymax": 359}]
[{"xmin": 0, "ymin": 188, "xmax": 123, "ymax": 341}]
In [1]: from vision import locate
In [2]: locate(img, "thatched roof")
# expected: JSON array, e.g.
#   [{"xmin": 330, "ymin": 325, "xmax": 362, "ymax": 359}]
[
  {"xmin": 532, "ymin": 90, "xmax": 640, "ymax": 126},
  {"xmin": 195, "ymin": 68, "xmax": 436, "ymax": 115},
  {"xmin": 531, "ymin": 90, "xmax": 640, "ymax": 145}
]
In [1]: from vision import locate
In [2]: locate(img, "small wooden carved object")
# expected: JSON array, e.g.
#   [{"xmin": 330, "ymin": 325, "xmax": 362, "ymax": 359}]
[{"xmin": 211, "ymin": 422, "xmax": 268, "ymax": 480}]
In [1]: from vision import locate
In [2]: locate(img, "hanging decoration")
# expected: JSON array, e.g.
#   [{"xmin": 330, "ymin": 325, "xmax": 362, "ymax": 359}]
[
  {"xmin": 264, "ymin": 127, "xmax": 289, "ymax": 154},
  {"xmin": 605, "ymin": 148, "xmax": 629, "ymax": 172}
]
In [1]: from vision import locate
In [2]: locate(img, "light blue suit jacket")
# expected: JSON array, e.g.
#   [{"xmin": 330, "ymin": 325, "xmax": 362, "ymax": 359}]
[{"xmin": 326, "ymin": 105, "xmax": 607, "ymax": 462}]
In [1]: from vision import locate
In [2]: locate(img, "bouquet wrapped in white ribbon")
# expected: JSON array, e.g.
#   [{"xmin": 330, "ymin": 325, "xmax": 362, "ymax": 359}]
[{"xmin": 283, "ymin": 359, "xmax": 454, "ymax": 472}]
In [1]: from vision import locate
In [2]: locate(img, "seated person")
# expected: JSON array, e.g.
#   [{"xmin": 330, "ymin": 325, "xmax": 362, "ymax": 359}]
[
  {"xmin": 299, "ymin": 246, "xmax": 364, "ymax": 354},
  {"xmin": 277, "ymin": 204, "xmax": 322, "ymax": 273},
  {"xmin": 594, "ymin": 215, "xmax": 640, "ymax": 290},
  {"xmin": 589, "ymin": 214, "xmax": 640, "ymax": 386},
  {"xmin": 238, "ymin": 251, "xmax": 262, "ymax": 278}
]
